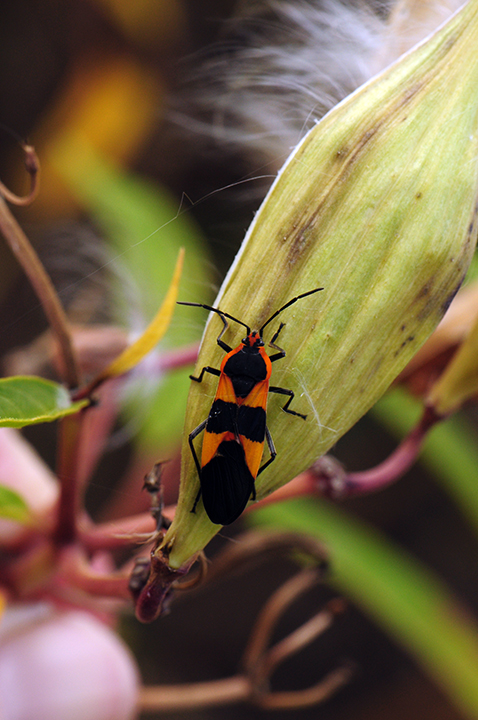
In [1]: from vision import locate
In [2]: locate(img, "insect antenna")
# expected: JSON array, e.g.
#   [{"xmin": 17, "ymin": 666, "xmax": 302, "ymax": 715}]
[
  {"xmin": 259, "ymin": 287, "xmax": 323, "ymax": 337},
  {"xmin": 178, "ymin": 301, "xmax": 251, "ymax": 334}
]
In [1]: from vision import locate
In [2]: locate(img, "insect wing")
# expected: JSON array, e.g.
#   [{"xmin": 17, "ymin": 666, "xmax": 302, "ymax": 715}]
[
  {"xmin": 201, "ymin": 440, "xmax": 255, "ymax": 525},
  {"xmin": 201, "ymin": 373, "xmax": 238, "ymax": 466},
  {"xmin": 236, "ymin": 378, "xmax": 268, "ymax": 478}
]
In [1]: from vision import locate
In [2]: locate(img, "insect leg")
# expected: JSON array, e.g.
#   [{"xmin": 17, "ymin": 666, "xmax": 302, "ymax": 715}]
[
  {"xmin": 189, "ymin": 366, "xmax": 221, "ymax": 383},
  {"xmin": 269, "ymin": 385, "xmax": 307, "ymax": 420},
  {"xmin": 177, "ymin": 301, "xmax": 249, "ymax": 347},
  {"xmin": 189, "ymin": 319, "xmax": 232, "ymax": 380},
  {"xmin": 188, "ymin": 419, "xmax": 208, "ymax": 513},
  {"xmin": 268, "ymin": 322, "xmax": 286, "ymax": 362},
  {"xmin": 257, "ymin": 426, "xmax": 277, "ymax": 484},
  {"xmin": 215, "ymin": 313, "xmax": 233, "ymax": 352}
]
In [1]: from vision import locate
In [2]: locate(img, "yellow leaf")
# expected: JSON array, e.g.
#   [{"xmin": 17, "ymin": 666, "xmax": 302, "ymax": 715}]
[
  {"xmin": 100, "ymin": 247, "xmax": 184, "ymax": 379},
  {"xmin": 26, "ymin": 56, "xmax": 160, "ymax": 221}
]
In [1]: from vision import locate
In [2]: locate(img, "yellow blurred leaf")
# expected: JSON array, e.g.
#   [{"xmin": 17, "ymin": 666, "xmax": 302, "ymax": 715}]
[
  {"xmin": 25, "ymin": 56, "xmax": 160, "ymax": 220},
  {"xmin": 93, "ymin": 0, "xmax": 185, "ymax": 48},
  {"xmin": 99, "ymin": 247, "xmax": 184, "ymax": 379}
]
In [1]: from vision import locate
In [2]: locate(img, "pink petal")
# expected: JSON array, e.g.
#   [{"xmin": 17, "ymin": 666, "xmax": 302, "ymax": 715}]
[{"xmin": 0, "ymin": 607, "xmax": 139, "ymax": 720}]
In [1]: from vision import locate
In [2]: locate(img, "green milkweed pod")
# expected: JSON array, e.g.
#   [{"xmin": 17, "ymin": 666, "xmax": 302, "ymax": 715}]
[{"xmin": 162, "ymin": 0, "xmax": 478, "ymax": 569}]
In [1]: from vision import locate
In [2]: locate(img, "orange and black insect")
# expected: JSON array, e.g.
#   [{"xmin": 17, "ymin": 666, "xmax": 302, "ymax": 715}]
[{"xmin": 178, "ymin": 288, "xmax": 323, "ymax": 525}]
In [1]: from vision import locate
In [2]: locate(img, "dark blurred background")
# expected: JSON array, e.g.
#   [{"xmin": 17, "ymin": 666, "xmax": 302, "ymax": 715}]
[{"xmin": 0, "ymin": 2, "xmax": 476, "ymax": 719}]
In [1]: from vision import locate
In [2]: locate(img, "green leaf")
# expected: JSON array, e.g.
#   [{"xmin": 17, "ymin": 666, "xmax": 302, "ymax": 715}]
[
  {"xmin": 251, "ymin": 499, "xmax": 478, "ymax": 720},
  {"xmin": 0, "ymin": 376, "xmax": 88, "ymax": 428},
  {"xmin": 0, "ymin": 484, "xmax": 30, "ymax": 524}
]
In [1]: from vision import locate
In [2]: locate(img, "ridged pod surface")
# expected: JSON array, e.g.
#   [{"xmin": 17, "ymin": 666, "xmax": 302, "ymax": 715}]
[{"xmin": 163, "ymin": 0, "xmax": 478, "ymax": 569}]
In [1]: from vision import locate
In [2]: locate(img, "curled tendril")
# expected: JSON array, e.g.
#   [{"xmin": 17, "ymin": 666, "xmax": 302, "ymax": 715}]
[{"xmin": 0, "ymin": 142, "xmax": 40, "ymax": 206}]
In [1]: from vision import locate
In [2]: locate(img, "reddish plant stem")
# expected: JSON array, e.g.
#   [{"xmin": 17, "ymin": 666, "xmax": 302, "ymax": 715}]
[
  {"xmin": 75, "ymin": 380, "xmax": 121, "ymax": 489},
  {"xmin": 58, "ymin": 547, "xmax": 132, "ymax": 600},
  {"xmin": 80, "ymin": 512, "xmax": 159, "ymax": 551},
  {"xmin": 257, "ymin": 405, "xmax": 440, "ymax": 506},
  {"xmin": 53, "ymin": 412, "xmax": 86, "ymax": 546},
  {"xmin": 154, "ymin": 342, "xmax": 199, "ymax": 371},
  {"xmin": 345, "ymin": 404, "xmax": 439, "ymax": 495}
]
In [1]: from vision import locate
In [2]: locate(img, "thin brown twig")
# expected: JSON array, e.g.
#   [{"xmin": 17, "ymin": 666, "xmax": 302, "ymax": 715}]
[
  {"xmin": 139, "ymin": 663, "xmax": 353, "ymax": 712},
  {"xmin": 260, "ymin": 600, "xmax": 345, "ymax": 679},
  {"xmin": 203, "ymin": 531, "xmax": 329, "ymax": 585},
  {"xmin": 243, "ymin": 568, "xmax": 320, "ymax": 674},
  {"xmin": 139, "ymin": 676, "xmax": 251, "ymax": 711},
  {"xmin": 256, "ymin": 664, "xmax": 354, "ymax": 709},
  {"xmin": 138, "ymin": 559, "xmax": 348, "ymax": 713},
  {"xmin": 0, "ymin": 193, "xmax": 79, "ymax": 388}
]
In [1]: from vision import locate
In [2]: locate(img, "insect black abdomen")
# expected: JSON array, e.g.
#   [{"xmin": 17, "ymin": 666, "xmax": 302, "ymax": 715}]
[
  {"xmin": 201, "ymin": 440, "xmax": 255, "ymax": 525},
  {"xmin": 237, "ymin": 405, "xmax": 266, "ymax": 442},
  {"xmin": 206, "ymin": 399, "xmax": 236, "ymax": 434}
]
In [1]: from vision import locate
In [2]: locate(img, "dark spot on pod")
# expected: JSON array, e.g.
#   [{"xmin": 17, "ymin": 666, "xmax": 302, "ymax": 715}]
[{"xmin": 441, "ymin": 283, "xmax": 462, "ymax": 315}]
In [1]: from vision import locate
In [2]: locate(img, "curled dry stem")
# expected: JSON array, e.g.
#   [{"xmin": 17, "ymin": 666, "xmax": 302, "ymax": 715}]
[
  {"xmin": 174, "ymin": 551, "xmax": 209, "ymax": 591},
  {"xmin": 0, "ymin": 142, "xmax": 40, "ymax": 206},
  {"xmin": 242, "ymin": 568, "xmax": 349, "ymax": 706},
  {"xmin": 139, "ymin": 531, "xmax": 349, "ymax": 712},
  {"xmin": 242, "ymin": 568, "xmax": 322, "ymax": 676},
  {"xmin": 255, "ymin": 663, "xmax": 354, "ymax": 710},
  {"xmin": 0, "ymin": 146, "xmax": 79, "ymax": 389},
  {"xmin": 203, "ymin": 530, "xmax": 329, "ymax": 585}
]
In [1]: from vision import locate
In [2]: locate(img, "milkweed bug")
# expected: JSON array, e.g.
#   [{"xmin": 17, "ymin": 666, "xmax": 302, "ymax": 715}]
[{"xmin": 178, "ymin": 288, "xmax": 323, "ymax": 525}]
